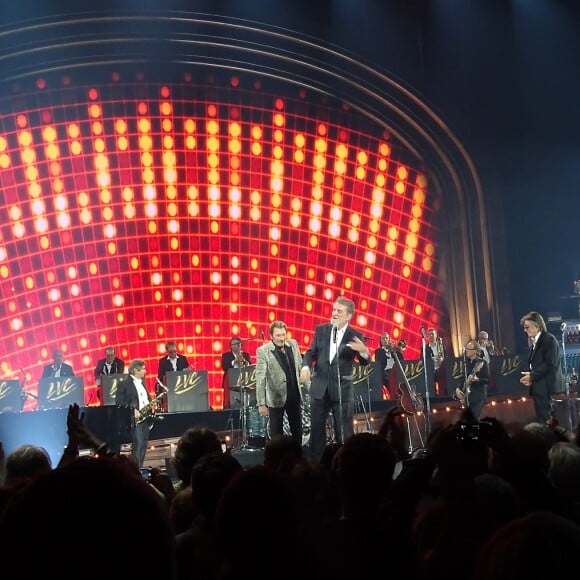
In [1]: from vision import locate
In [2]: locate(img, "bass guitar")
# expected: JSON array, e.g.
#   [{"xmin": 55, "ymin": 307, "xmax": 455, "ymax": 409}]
[
  {"xmin": 393, "ymin": 354, "xmax": 424, "ymax": 415},
  {"xmin": 398, "ymin": 382, "xmax": 425, "ymax": 415},
  {"xmin": 455, "ymin": 360, "xmax": 484, "ymax": 404},
  {"xmin": 393, "ymin": 353, "xmax": 425, "ymax": 449}
]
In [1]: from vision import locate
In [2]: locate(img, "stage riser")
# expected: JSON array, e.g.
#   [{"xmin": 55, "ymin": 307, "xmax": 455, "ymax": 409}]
[{"xmin": 1, "ymin": 395, "xmax": 574, "ymax": 468}]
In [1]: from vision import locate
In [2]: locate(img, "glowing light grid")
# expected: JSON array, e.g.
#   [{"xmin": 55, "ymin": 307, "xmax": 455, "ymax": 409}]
[{"xmin": 0, "ymin": 74, "xmax": 443, "ymax": 408}]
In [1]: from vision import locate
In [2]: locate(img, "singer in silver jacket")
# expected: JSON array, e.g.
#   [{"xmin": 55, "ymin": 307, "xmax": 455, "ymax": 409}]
[{"xmin": 256, "ymin": 320, "xmax": 305, "ymax": 445}]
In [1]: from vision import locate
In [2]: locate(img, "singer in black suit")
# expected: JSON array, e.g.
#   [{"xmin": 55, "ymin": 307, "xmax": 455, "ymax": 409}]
[
  {"xmin": 41, "ymin": 349, "xmax": 74, "ymax": 378},
  {"xmin": 519, "ymin": 311, "xmax": 563, "ymax": 423},
  {"xmin": 300, "ymin": 296, "xmax": 370, "ymax": 462}
]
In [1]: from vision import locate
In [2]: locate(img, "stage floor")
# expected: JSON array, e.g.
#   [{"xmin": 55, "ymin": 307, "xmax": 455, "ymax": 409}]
[{"xmin": 2, "ymin": 393, "xmax": 575, "ymax": 468}]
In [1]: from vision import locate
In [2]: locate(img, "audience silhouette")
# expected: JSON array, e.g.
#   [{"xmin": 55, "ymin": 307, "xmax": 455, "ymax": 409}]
[{"xmin": 3, "ymin": 401, "xmax": 580, "ymax": 580}]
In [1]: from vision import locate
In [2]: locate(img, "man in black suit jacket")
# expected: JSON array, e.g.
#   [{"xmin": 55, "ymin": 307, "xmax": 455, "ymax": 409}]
[
  {"xmin": 221, "ymin": 337, "xmax": 252, "ymax": 409},
  {"xmin": 157, "ymin": 341, "xmax": 190, "ymax": 411},
  {"xmin": 300, "ymin": 296, "xmax": 370, "ymax": 462},
  {"xmin": 94, "ymin": 346, "xmax": 125, "ymax": 384},
  {"xmin": 157, "ymin": 341, "xmax": 191, "ymax": 381},
  {"xmin": 41, "ymin": 349, "xmax": 74, "ymax": 378},
  {"xmin": 374, "ymin": 332, "xmax": 404, "ymax": 399},
  {"xmin": 115, "ymin": 358, "xmax": 152, "ymax": 467},
  {"xmin": 520, "ymin": 311, "xmax": 563, "ymax": 423}
]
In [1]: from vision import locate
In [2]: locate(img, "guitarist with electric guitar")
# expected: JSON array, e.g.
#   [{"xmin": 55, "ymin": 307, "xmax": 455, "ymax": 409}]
[
  {"xmin": 115, "ymin": 359, "xmax": 164, "ymax": 467},
  {"xmin": 455, "ymin": 341, "xmax": 489, "ymax": 420}
]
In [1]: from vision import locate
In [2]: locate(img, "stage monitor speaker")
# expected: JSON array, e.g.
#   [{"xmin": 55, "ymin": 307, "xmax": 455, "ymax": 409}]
[{"xmin": 166, "ymin": 370, "xmax": 210, "ymax": 413}]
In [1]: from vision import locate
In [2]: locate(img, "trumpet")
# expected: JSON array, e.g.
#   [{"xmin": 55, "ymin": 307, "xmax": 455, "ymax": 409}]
[
  {"xmin": 383, "ymin": 339, "xmax": 407, "ymax": 356},
  {"xmin": 483, "ymin": 338, "xmax": 503, "ymax": 356}
]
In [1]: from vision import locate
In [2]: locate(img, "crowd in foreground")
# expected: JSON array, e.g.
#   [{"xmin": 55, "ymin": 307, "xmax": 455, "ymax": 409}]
[{"xmin": 1, "ymin": 402, "xmax": 580, "ymax": 580}]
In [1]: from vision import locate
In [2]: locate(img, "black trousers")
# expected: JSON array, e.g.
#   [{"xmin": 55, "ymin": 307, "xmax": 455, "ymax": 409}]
[
  {"xmin": 467, "ymin": 386, "xmax": 487, "ymax": 420},
  {"xmin": 268, "ymin": 397, "xmax": 303, "ymax": 445},
  {"xmin": 309, "ymin": 386, "xmax": 354, "ymax": 463},
  {"xmin": 131, "ymin": 421, "xmax": 150, "ymax": 467}
]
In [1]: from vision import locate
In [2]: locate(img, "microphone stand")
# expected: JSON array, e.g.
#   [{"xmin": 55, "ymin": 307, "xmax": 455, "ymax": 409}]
[
  {"xmin": 420, "ymin": 330, "xmax": 432, "ymax": 438},
  {"xmin": 333, "ymin": 325, "xmax": 344, "ymax": 444},
  {"xmin": 21, "ymin": 390, "xmax": 41, "ymax": 411},
  {"xmin": 560, "ymin": 325, "xmax": 574, "ymax": 430}
]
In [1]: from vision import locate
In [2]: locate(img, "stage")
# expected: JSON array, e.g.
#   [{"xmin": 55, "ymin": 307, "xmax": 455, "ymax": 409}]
[{"xmin": 1, "ymin": 393, "xmax": 577, "ymax": 468}]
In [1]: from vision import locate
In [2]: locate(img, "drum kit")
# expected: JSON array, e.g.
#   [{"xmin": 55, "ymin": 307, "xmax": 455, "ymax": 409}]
[
  {"xmin": 229, "ymin": 383, "xmax": 311, "ymax": 450},
  {"xmin": 229, "ymin": 383, "xmax": 266, "ymax": 450}
]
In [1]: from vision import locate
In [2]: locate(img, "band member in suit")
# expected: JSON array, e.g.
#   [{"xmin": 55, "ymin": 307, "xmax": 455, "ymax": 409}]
[
  {"xmin": 300, "ymin": 296, "xmax": 370, "ymax": 462},
  {"xmin": 115, "ymin": 359, "xmax": 152, "ymax": 467},
  {"xmin": 374, "ymin": 332, "xmax": 405, "ymax": 399},
  {"xmin": 221, "ymin": 337, "xmax": 252, "ymax": 409},
  {"xmin": 94, "ymin": 346, "xmax": 125, "ymax": 385},
  {"xmin": 256, "ymin": 321, "xmax": 304, "ymax": 444},
  {"xmin": 477, "ymin": 330, "xmax": 496, "ymax": 364},
  {"xmin": 456, "ymin": 340, "xmax": 489, "ymax": 420},
  {"xmin": 41, "ymin": 349, "xmax": 74, "ymax": 378},
  {"xmin": 222, "ymin": 336, "xmax": 252, "ymax": 380},
  {"xmin": 157, "ymin": 341, "xmax": 191, "ymax": 412},
  {"xmin": 520, "ymin": 311, "xmax": 563, "ymax": 423},
  {"xmin": 425, "ymin": 328, "xmax": 446, "ymax": 372}
]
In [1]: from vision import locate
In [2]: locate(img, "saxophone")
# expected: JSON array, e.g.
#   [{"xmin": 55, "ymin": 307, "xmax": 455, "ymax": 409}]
[
  {"xmin": 432, "ymin": 337, "xmax": 444, "ymax": 370},
  {"xmin": 136, "ymin": 390, "xmax": 166, "ymax": 425}
]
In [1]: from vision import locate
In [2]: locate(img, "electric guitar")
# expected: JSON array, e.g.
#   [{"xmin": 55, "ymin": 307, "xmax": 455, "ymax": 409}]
[{"xmin": 456, "ymin": 360, "xmax": 484, "ymax": 404}]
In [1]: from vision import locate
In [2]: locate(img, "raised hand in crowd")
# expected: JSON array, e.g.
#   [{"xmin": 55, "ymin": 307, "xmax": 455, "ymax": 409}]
[
  {"xmin": 377, "ymin": 406, "xmax": 410, "ymax": 462},
  {"xmin": 57, "ymin": 403, "xmax": 112, "ymax": 468}
]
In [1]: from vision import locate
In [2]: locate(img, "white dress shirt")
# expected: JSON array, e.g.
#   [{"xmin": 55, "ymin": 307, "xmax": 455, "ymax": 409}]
[{"xmin": 132, "ymin": 377, "xmax": 150, "ymax": 411}]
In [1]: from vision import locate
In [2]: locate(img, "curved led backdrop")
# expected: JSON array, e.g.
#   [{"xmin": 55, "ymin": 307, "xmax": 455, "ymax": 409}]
[{"xmin": 0, "ymin": 68, "xmax": 444, "ymax": 408}]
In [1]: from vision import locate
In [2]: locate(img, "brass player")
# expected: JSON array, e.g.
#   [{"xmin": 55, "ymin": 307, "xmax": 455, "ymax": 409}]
[{"xmin": 455, "ymin": 341, "xmax": 489, "ymax": 420}]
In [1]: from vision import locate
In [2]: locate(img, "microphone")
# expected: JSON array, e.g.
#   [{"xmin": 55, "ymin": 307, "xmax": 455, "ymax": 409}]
[
  {"xmin": 156, "ymin": 378, "xmax": 168, "ymax": 391},
  {"xmin": 260, "ymin": 330, "xmax": 266, "ymax": 341},
  {"xmin": 561, "ymin": 322, "xmax": 567, "ymax": 331},
  {"xmin": 332, "ymin": 324, "xmax": 338, "ymax": 344},
  {"xmin": 420, "ymin": 326, "xmax": 426, "ymax": 339}
]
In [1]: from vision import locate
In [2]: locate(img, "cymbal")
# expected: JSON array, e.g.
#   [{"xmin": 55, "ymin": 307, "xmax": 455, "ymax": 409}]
[{"xmin": 229, "ymin": 385, "xmax": 256, "ymax": 392}]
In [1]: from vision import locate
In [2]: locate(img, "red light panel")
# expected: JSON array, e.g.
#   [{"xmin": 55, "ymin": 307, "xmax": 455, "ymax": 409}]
[{"xmin": 0, "ymin": 75, "xmax": 444, "ymax": 409}]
